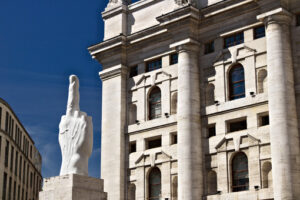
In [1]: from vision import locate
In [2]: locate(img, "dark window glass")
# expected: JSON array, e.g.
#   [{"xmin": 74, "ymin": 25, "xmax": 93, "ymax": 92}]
[
  {"xmin": 261, "ymin": 115, "xmax": 269, "ymax": 126},
  {"xmin": 170, "ymin": 53, "xmax": 178, "ymax": 65},
  {"xmin": 30, "ymin": 146, "xmax": 32, "ymax": 158},
  {"xmin": 8, "ymin": 177, "xmax": 12, "ymax": 200},
  {"xmin": 10, "ymin": 146, "xmax": 14, "ymax": 171},
  {"xmin": 149, "ymin": 168, "xmax": 162, "ymax": 200},
  {"xmin": 129, "ymin": 66, "xmax": 138, "ymax": 78},
  {"xmin": 297, "ymin": 15, "xmax": 300, "ymax": 26},
  {"xmin": 26, "ymin": 164, "xmax": 29, "ymax": 187},
  {"xmin": 13, "ymin": 181, "xmax": 16, "ymax": 200},
  {"xmin": 5, "ymin": 140, "xmax": 9, "ymax": 167},
  {"xmin": 5, "ymin": 112, "xmax": 9, "ymax": 132},
  {"xmin": 22, "ymin": 189, "xmax": 24, "ymax": 200},
  {"xmin": 17, "ymin": 185, "xmax": 20, "ymax": 200},
  {"xmin": 208, "ymin": 125, "xmax": 216, "ymax": 138},
  {"xmin": 130, "ymin": 142, "xmax": 136, "ymax": 153},
  {"xmin": 229, "ymin": 64, "xmax": 245, "ymax": 100},
  {"xmin": 171, "ymin": 133, "xmax": 177, "ymax": 145},
  {"xmin": 15, "ymin": 152, "xmax": 18, "ymax": 176},
  {"xmin": 147, "ymin": 138, "xmax": 162, "ymax": 149},
  {"xmin": 0, "ymin": 107, "xmax": 2, "ymax": 129},
  {"xmin": 30, "ymin": 172, "xmax": 33, "ymax": 188},
  {"xmin": 11, "ymin": 120, "xmax": 14, "ymax": 138},
  {"xmin": 204, "ymin": 41, "xmax": 215, "ymax": 54},
  {"xmin": 19, "ymin": 156, "xmax": 22, "ymax": 180},
  {"xmin": 254, "ymin": 26, "xmax": 265, "ymax": 39},
  {"xmin": 2, "ymin": 172, "xmax": 7, "ymax": 200},
  {"xmin": 149, "ymin": 87, "xmax": 161, "ymax": 120},
  {"xmin": 23, "ymin": 161, "xmax": 25, "ymax": 184},
  {"xmin": 229, "ymin": 119, "xmax": 247, "ymax": 132},
  {"xmin": 224, "ymin": 32, "xmax": 244, "ymax": 48},
  {"xmin": 146, "ymin": 58, "xmax": 162, "ymax": 72},
  {"xmin": 232, "ymin": 153, "xmax": 249, "ymax": 192}
]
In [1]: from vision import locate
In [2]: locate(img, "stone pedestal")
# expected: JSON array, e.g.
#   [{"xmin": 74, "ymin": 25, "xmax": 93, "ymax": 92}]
[{"xmin": 39, "ymin": 174, "xmax": 107, "ymax": 200}]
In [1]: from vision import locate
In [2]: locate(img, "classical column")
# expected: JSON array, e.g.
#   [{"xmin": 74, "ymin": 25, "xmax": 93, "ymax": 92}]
[
  {"xmin": 258, "ymin": 8, "xmax": 300, "ymax": 200},
  {"xmin": 171, "ymin": 39, "xmax": 204, "ymax": 199},
  {"xmin": 99, "ymin": 65, "xmax": 127, "ymax": 200}
]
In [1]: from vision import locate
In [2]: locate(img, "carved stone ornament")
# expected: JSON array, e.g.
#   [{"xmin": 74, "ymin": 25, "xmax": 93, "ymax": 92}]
[{"xmin": 59, "ymin": 75, "xmax": 93, "ymax": 176}]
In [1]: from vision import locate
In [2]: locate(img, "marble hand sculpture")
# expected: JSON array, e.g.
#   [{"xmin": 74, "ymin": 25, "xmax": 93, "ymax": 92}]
[{"xmin": 59, "ymin": 75, "xmax": 93, "ymax": 176}]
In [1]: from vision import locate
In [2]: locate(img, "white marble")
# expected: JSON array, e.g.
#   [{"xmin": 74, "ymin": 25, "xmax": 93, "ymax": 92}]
[
  {"xmin": 59, "ymin": 75, "xmax": 93, "ymax": 176},
  {"xmin": 39, "ymin": 174, "xmax": 107, "ymax": 200}
]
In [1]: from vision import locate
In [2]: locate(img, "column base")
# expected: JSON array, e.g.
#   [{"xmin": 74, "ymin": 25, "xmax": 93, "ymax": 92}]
[{"xmin": 39, "ymin": 174, "xmax": 107, "ymax": 200}]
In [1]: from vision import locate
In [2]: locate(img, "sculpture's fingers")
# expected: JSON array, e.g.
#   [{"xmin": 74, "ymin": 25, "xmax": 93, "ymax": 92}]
[{"xmin": 66, "ymin": 75, "xmax": 80, "ymax": 115}]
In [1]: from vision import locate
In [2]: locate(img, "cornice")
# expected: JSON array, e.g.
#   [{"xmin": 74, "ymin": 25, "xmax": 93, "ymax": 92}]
[{"xmin": 99, "ymin": 65, "xmax": 128, "ymax": 81}]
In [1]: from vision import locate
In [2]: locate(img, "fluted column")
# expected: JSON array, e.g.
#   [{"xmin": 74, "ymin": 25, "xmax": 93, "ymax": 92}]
[
  {"xmin": 258, "ymin": 8, "xmax": 300, "ymax": 200},
  {"xmin": 171, "ymin": 39, "xmax": 203, "ymax": 200}
]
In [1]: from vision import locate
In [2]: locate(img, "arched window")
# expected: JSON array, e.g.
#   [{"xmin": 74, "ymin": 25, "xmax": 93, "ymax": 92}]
[
  {"xmin": 149, "ymin": 87, "xmax": 161, "ymax": 120},
  {"xmin": 207, "ymin": 170, "xmax": 217, "ymax": 195},
  {"xmin": 232, "ymin": 152, "xmax": 249, "ymax": 192},
  {"xmin": 171, "ymin": 92, "xmax": 177, "ymax": 115},
  {"xmin": 149, "ymin": 167, "xmax": 161, "ymax": 200},
  {"xmin": 229, "ymin": 64, "xmax": 245, "ymax": 100}
]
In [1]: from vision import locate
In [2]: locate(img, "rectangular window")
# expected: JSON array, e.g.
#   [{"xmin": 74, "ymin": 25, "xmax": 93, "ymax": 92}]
[
  {"xmin": 224, "ymin": 32, "xmax": 244, "ymax": 48},
  {"xmin": 0, "ymin": 107, "xmax": 2, "ymax": 129},
  {"xmin": 11, "ymin": 119, "xmax": 14, "ymax": 138},
  {"xmin": 22, "ymin": 188, "xmax": 24, "ymax": 200},
  {"xmin": 170, "ymin": 132, "xmax": 177, "ymax": 145},
  {"xmin": 17, "ymin": 185, "xmax": 20, "ymax": 200},
  {"xmin": 129, "ymin": 65, "xmax": 138, "ymax": 78},
  {"xmin": 208, "ymin": 124, "xmax": 216, "ymax": 138},
  {"xmin": 204, "ymin": 41, "xmax": 215, "ymax": 54},
  {"xmin": 13, "ymin": 181, "xmax": 16, "ymax": 200},
  {"xmin": 0, "ymin": 136, "xmax": 1, "ymax": 158},
  {"xmin": 2, "ymin": 172, "xmax": 7, "ymax": 200},
  {"xmin": 30, "ymin": 145, "xmax": 32, "ymax": 158},
  {"xmin": 170, "ymin": 53, "xmax": 178, "ymax": 65},
  {"xmin": 8, "ymin": 177, "xmax": 12, "ymax": 200},
  {"xmin": 5, "ymin": 140, "xmax": 9, "ymax": 167},
  {"xmin": 30, "ymin": 172, "xmax": 33, "ymax": 188},
  {"xmin": 228, "ymin": 118, "xmax": 247, "ymax": 132},
  {"xmin": 258, "ymin": 113, "xmax": 269, "ymax": 126},
  {"xmin": 26, "ymin": 164, "xmax": 29, "ymax": 187},
  {"xmin": 19, "ymin": 156, "xmax": 22, "ymax": 180},
  {"xmin": 146, "ymin": 58, "xmax": 162, "ymax": 72},
  {"xmin": 15, "ymin": 151, "xmax": 18, "ymax": 176},
  {"xmin": 297, "ymin": 14, "xmax": 300, "ymax": 26},
  {"xmin": 146, "ymin": 136, "xmax": 162, "ymax": 149},
  {"xmin": 23, "ymin": 161, "xmax": 25, "ymax": 184},
  {"xmin": 10, "ymin": 146, "xmax": 14, "ymax": 171},
  {"xmin": 129, "ymin": 142, "xmax": 136, "ymax": 153},
  {"xmin": 254, "ymin": 26, "xmax": 265, "ymax": 39},
  {"xmin": 5, "ymin": 112, "xmax": 9, "ymax": 133}
]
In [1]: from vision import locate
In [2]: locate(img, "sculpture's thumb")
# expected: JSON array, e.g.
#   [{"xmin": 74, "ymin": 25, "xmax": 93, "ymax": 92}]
[{"xmin": 66, "ymin": 75, "xmax": 80, "ymax": 115}]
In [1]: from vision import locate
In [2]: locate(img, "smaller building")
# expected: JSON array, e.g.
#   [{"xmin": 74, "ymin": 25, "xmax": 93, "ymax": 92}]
[{"xmin": 0, "ymin": 98, "xmax": 42, "ymax": 200}]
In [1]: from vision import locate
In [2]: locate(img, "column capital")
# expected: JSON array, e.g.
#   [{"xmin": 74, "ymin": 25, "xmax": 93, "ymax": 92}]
[
  {"xmin": 99, "ymin": 64, "xmax": 128, "ymax": 81},
  {"xmin": 257, "ymin": 8, "xmax": 292, "ymax": 26},
  {"xmin": 105, "ymin": 0, "xmax": 128, "ymax": 11},
  {"xmin": 170, "ymin": 38, "xmax": 200, "ymax": 53}
]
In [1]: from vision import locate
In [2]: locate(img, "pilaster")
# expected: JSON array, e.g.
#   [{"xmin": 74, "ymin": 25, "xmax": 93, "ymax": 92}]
[
  {"xmin": 257, "ymin": 8, "xmax": 300, "ymax": 200},
  {"xmin": 170, "ymin": 38, "xmax": 204, "ymax": 200},
  {"xmin": 99, "ymin": 65, "xmax": 128, "ymax": 200}
]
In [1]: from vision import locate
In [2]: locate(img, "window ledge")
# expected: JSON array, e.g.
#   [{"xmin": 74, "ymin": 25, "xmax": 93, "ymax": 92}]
[{"xmin": 128, "ymin": 115, "xmax": 177, "ymax": 134}]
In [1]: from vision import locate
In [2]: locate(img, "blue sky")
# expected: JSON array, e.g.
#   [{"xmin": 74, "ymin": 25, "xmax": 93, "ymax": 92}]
[{"xmin": 0, "ymin": 0, "xmax": 115, "ymax": 178}]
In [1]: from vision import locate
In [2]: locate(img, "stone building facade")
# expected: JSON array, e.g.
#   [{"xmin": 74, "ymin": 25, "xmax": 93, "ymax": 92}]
[
  {"xmin": 88, "ymin": 0, "xmax": 300, "ymax": 199},
  {"xmin": 0, "ymin": 98, "xmax": 42, "ymax": 200}
]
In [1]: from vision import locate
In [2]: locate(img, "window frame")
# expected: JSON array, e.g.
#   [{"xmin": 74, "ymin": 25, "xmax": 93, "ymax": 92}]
[
  {"xmin": 148, "ymin": 167, "xmax": 162, "ymax": 200},
  {"xmin": 231, "ymin": 152, "xmax": 249, "ymax": 192},
  {"xmin": 229, "ymin": 64, "xmax": 246, "ymax": 100},
  {"xmin": 204, "ymin": 41, "xmax": 215, "ymax": 54},
  {"xmin": 146, "ymin": 58, "xmax": 162, "ymax": 72},
  {"xmin": 148, "ymin": 87, "xmax": 162, "ymax": 120},
  {"xmin": 224, "ymin": 32, "xmax": 244, "ymax": 48},
  {"xmin": 253, "ymin": 25, "xmax": 266, "ymax": 39},
  {"xmin": 296, "ymin": 14, "xmax": 300, "ymax": 27},
  {"xmin": 170, "ymin": 53, "xmax": 178, "ymax": 65}
]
